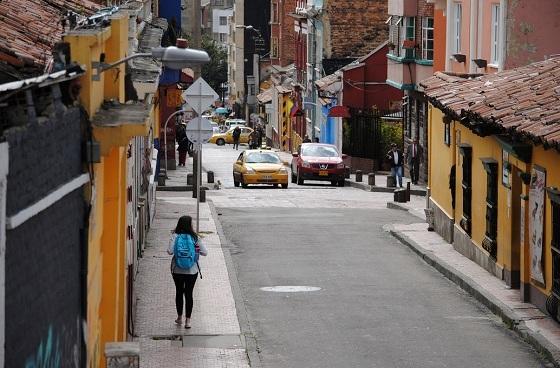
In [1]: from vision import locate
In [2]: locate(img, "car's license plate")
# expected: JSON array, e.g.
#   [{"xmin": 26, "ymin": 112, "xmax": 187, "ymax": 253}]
[
  {"xmin": 263, "ymin": 175, "xmax": 272, "ymax": 180},
  {"xmin": 319, "ymin": 170, "xmax": 329, "ymax": 176}
]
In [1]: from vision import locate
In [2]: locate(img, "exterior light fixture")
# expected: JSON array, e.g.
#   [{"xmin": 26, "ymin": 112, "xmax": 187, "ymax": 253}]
[{"xmin": 91, "ymin": 42, "xmax": 210, "ymax": 81}]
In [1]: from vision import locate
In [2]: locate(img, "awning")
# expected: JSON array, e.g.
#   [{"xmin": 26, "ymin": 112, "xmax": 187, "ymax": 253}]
[{"xmin": 328, "ymin": 105, "xmax": 350, "ymax": 118}]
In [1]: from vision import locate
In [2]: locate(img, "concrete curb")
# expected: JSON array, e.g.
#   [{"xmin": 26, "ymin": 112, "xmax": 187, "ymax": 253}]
[
  {"xmin": 387, "ymin": 225, "xmax": 560, "ymax": 367},
  {"xmin": 207, "ymin": 200, "xmax": 263, "ymax": 368},
  {"xmin": 345, "ymin": 180, "xmax": 427, "ymax": 196}
]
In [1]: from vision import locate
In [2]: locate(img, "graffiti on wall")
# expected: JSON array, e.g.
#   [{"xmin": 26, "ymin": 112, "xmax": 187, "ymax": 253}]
[{"xmin": 25, "ymin": 318, "xmax": 82, "ymax": 368}]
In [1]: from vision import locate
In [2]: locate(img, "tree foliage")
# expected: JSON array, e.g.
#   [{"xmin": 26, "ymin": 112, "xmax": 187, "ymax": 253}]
[{"xmin": 201, "ymin": 35, "xmax": 228, "ymax": 94}]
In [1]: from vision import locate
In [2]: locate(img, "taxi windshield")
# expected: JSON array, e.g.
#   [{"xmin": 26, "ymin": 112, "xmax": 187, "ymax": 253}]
[{"xmin": 245, "ymin": 152, "xmax": 281, "ymax": 164}]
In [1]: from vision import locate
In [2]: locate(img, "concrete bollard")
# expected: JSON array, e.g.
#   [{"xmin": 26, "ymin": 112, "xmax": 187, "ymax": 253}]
[
  {"xmin": 394, "ymin": 188, "xmax": 407, "ymax": 203},
  {"xmin": 406, "ymin": 182, "xmax": 411, "ymax": 202},
  {"xmin": 105, "ymin": 342, "xmax": 140, "ymax": 368},
  {"xmin": 368, "ymin": 173, "xmax": 375, "ymax": 186},
  {"xmin": 387, "ymin": 175, "xmax": 396, "ymax": 188},
  {"xmin": 207, "ymin": 171, "xmax": 215, "ymax": 184},
  {"xmin": 355, "ymin": 170, "xmax": 363, "ymax": 182},
  {"xmin": 199, "ymin": 187, "xmax": 206, "ymax": 203},
  {"xmin": 157, "ymin": 169, "xmax": 166, "ymax": 186}
]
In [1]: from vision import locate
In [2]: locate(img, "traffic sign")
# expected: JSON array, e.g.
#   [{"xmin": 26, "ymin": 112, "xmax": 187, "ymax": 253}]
[
  {"xmin": 186, "ymin": 117, "xmax": 213, "ymax": 144},
  {"xmin": 182, "ymin": 78, "xmax": 219, "ymax": 115}
]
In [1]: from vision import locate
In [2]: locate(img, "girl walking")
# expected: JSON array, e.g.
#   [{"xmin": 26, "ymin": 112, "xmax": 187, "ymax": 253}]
[{"xmin": 167, "ymin": 215, "xmax": 208, "ymax": 328}]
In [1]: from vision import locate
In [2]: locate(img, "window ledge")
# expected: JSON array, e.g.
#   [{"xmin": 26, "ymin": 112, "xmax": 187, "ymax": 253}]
[
  {"xmin": 487, "ymin": 63, "xmax": 499, "ymax": 69},
  {"xmin": 416, "ymin": 59, "xmax": 434, "ymax": 66},
  {"xmin": 386, "ymin": 54, "xmax": 415, "ymax": 63}
]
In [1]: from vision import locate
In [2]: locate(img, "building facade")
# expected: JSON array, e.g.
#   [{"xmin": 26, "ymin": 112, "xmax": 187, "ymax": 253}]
[{"xmin": 422, "ymin": 57, "xmax": 560, "ymax": 315}]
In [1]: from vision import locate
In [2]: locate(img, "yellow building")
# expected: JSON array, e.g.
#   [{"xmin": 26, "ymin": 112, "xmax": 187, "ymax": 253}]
[
  {"xmin": 64, "ymin": 7, "xmax": 162, "ymax": 367},
  {"xmin": 422, "ymin": 57, "xmax": 560, "ymax": 314}
]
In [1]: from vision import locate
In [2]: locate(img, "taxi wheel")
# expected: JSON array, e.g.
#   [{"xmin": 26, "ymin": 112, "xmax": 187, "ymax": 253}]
[
  {"xmin": 241, "ymin": 176, "xmax": 248, "ymax": 188},
  {"xmin": 216, "ymin": 138, "xmax": 225, "ymax": 146},
  {"xmin": 297, "ymin": 170, "xmax": 304, "ymax": 185},
  {"xmin": 233, "ymin": 176, "xmax": 240, "ymax": 187},
  {"xmin": 281, "ymin": 183, "xmax": 288, "ymax": 189}
]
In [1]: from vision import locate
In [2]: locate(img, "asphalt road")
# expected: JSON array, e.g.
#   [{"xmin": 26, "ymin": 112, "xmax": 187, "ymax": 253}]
[{"xmin": 203, "ymin": 143, "xmax": 548, "ymax": 368}]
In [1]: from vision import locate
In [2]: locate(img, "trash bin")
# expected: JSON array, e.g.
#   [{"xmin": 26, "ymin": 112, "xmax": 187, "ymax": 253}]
[
  {"xmin": 368, "ymin": 173, "xmax": 375, "ymax": 186},
  {"xmin": 355, "ymin": 170, "xmax": 363, "ymax": 182}
]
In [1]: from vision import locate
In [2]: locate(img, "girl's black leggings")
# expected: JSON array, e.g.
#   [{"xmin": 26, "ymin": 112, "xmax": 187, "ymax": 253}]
[{"xmin": 172, "ymin": 273, "xmax": 198, "ymax": 317}]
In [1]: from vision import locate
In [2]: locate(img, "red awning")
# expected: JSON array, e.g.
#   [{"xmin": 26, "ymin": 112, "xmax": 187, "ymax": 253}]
[{"xmin": 328, "ymin": 105, "xmax": 350, "ymax": 118}]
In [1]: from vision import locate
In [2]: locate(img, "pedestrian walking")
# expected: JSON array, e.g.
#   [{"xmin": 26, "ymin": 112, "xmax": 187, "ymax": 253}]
[
  {"xmin": 386, "ymin": 143, "xmax": 404, "ymax": 187},
  {"xmin": 167, "ymin": 215, "xmax": 208, "ymax": 329},
  {"xmin": 232, "ymin": 126, "xmax": 241, "ymax": 150},
  {"xmin": 406, "ymin": 138, "xmax": 423, "ymax": 184},
  {"xmin": 176, "ymin": 123, "xmax": 188, "ymax": 166},
  {"xmin": 256, "ymin": 124, "xmax": 264, "ymax": 147}
]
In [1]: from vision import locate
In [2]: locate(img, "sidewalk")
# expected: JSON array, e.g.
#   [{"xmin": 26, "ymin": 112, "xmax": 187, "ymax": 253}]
[
  {"xmin": 386, "ymin": 221, "xmax": 560, "ymax": 366},
  {"xmin": 133, "ymin": 191, "xmax": 249, "ymax": 367},
  {"xmin": 345, "ymin": 173, "xmax": 427, "ymax": 196}
]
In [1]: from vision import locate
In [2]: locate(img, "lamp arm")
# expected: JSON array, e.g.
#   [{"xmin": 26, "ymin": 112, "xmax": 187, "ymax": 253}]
[{"xmin": 92, "ymin": 52, "xmax": 153, "ymax": 81}]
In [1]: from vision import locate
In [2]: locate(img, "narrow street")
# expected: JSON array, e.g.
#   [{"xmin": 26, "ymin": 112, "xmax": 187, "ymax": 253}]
[{"xmin": 200, "ymin": 144, "xmax": 548, "ymax": 368}]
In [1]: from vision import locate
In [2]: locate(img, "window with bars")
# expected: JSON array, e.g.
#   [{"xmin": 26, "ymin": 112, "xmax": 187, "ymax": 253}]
[
  {"xmin": 453, "ymin": 3, "xmax": 462, "ymax": 53},
  {"xmin": 459, "ymin": 145, "xmax": 472, "ymax": 235},
  {"xmin": 490, "ymin": 4, "xmax": 501, "ymax": 65},
  {"xmin": 271, "ymin": 37, "xmax": 279, "ymax": 58},
  {"xmin": 551, "ymin": 198, "xmax": 560, "ymax": 297},
  {"xmin": 422, "ymin": 17, "xmax": 434, "ymax": 60}
]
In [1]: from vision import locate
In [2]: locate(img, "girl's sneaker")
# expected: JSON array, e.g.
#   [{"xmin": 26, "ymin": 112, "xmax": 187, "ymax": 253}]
[
  {"xmin": 174, "ymin": 317, "xmax": 182, "ymax": 326},
  {"xmin": 185, "ymin": 318, "xmax": 191, "ymax": 329}
]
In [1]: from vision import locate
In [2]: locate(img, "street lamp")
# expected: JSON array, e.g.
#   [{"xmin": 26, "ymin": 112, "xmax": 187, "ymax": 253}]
[{"xmin": 91, "ymin": 44, "xmax": 210, "ymax": 80}]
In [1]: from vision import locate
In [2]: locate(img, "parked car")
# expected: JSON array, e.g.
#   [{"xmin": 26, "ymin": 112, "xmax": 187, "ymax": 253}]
[
  {"xmin": 291, "ymin": 143, "xmax": 346, "ymax": 186},
  {"xmin": 208, "ymin": 126, "xmax": 253, "ymax": 146},
  {"xmin": 233, "ymin": 150, "xmax": 289, "ymax": 188}
]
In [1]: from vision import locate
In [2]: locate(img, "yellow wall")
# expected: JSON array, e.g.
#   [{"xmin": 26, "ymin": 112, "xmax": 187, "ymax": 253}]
[
  {"xmin": 428, "ymin": 105, "xmax": 456, "ymax": 218},
  {"xmin": 66, "ymin": 12, "xmax": 133, "ymax": 368},
  {"xmin": 533, "ymin": 146, "xmax": 560, "ymax": 294}
]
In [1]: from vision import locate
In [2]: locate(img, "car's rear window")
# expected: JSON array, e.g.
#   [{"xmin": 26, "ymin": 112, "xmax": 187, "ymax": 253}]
[
  {"xmin": 301, "ymin": 145, "xmax": 339, "ymax": 157},
  {"xmin": 245, "ymin": 152, "xmax": 281, "ymax": 163}
]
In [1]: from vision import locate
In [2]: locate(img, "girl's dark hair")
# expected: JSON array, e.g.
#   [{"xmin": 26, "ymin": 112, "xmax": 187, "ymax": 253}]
[{"xmin": 174, "ymin": 215, "xmax": 198, "ymax": 240}]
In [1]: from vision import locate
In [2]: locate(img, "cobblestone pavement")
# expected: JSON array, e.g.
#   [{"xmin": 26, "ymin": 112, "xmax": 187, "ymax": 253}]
[{"xmin": 134, "ymin": 191, "xmax": 248, "ymax": 367}]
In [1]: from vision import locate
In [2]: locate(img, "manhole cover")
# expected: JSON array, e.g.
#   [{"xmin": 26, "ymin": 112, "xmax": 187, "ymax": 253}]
[{"xmin": 260, "ymin": 286, "xmax": 321, "ymax": 293}]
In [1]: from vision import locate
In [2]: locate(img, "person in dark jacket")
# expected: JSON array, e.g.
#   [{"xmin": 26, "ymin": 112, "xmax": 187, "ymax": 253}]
[
  {"xmin": 176, "ymin": 123, "xmax": 188, "ymax": 166},
  {"xmin": 232, "ymin": 126, "xmax": 242, "ymax": 150},
  {"xmin": 386, "ymin": 143, "xmax": 404, "ymax": 187}
]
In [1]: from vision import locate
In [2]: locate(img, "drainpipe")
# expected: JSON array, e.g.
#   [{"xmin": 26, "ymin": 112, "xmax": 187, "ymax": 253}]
[{"xmin": 469, "ymin": 0, "xmax": 478, "ymax": 73}]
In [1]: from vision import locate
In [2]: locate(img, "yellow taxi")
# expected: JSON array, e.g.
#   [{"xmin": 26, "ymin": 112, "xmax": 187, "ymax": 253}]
[
  {"xmin": 208, "ymin": 126, "xmax": 253, "ymax": 146},
  {"xmin": 233, "ymin": 150, "xmax": 289, "ymax": 188}
]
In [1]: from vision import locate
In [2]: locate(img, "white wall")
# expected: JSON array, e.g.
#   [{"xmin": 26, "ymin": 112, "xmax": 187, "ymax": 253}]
[{"xmin": 213, "ymin": 8, "xmax": 233, "ymax": 37}]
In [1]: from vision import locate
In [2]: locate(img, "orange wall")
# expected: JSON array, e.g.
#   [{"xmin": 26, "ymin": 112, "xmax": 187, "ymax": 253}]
[{"xmin": 433, "ymin": 8, "xmax": 446, "ymax": 73}]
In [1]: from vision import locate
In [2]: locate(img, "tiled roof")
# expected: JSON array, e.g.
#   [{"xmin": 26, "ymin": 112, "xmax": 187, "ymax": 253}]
[
  {"xmin": 0, "ymin": 0, "xmax": 101, "ymax": 71},
  {"xmin": 315, "ymin": 72, "xmax": 341, "ymax": 91},
  {"xmin": 420, "ymin": 57, "xmax": 560, "ymax": 147}
]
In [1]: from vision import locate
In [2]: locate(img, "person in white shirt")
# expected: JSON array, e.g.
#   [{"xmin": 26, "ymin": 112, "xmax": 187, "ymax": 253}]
[{"xmin": 167, "ymin": 215, "xmax": 208, "ymax": 328}]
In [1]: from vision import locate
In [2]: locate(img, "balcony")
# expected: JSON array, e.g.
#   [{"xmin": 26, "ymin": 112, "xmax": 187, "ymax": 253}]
[
  {"xmin": 386, "ymin": 56, "xmax": 416, "ymax": 90},
  {"xmin": 388, "ymin": 0, "xmax": 418, "ymax": 17}
]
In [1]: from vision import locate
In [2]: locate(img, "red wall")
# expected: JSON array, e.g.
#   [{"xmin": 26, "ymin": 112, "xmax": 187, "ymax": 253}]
[{"xmin": 342, "ymin": 45, "xmax": 403, "ymax": 110}]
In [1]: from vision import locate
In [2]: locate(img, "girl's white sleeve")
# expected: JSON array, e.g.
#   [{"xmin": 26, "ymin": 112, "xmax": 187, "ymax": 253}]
[
  {"xmin": 198, "ymin": 238, "xmax": 208, "ymax": 256},
  {"xmin": 167, "ymin": 234, "xmax": 176, "ymax": 255}
]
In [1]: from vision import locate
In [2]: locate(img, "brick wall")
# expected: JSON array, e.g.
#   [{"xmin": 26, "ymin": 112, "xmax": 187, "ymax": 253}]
[
  {"xmin": 279, "ymin": 0, "xmax": 296, "ymax": 66},
  {"xmin": 3, "ymin": 105, "xmax": 85, "ymax": 366},
  {"xmin": 325, "ymin": 0, "xmax": 389, "ymax": 58}
]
